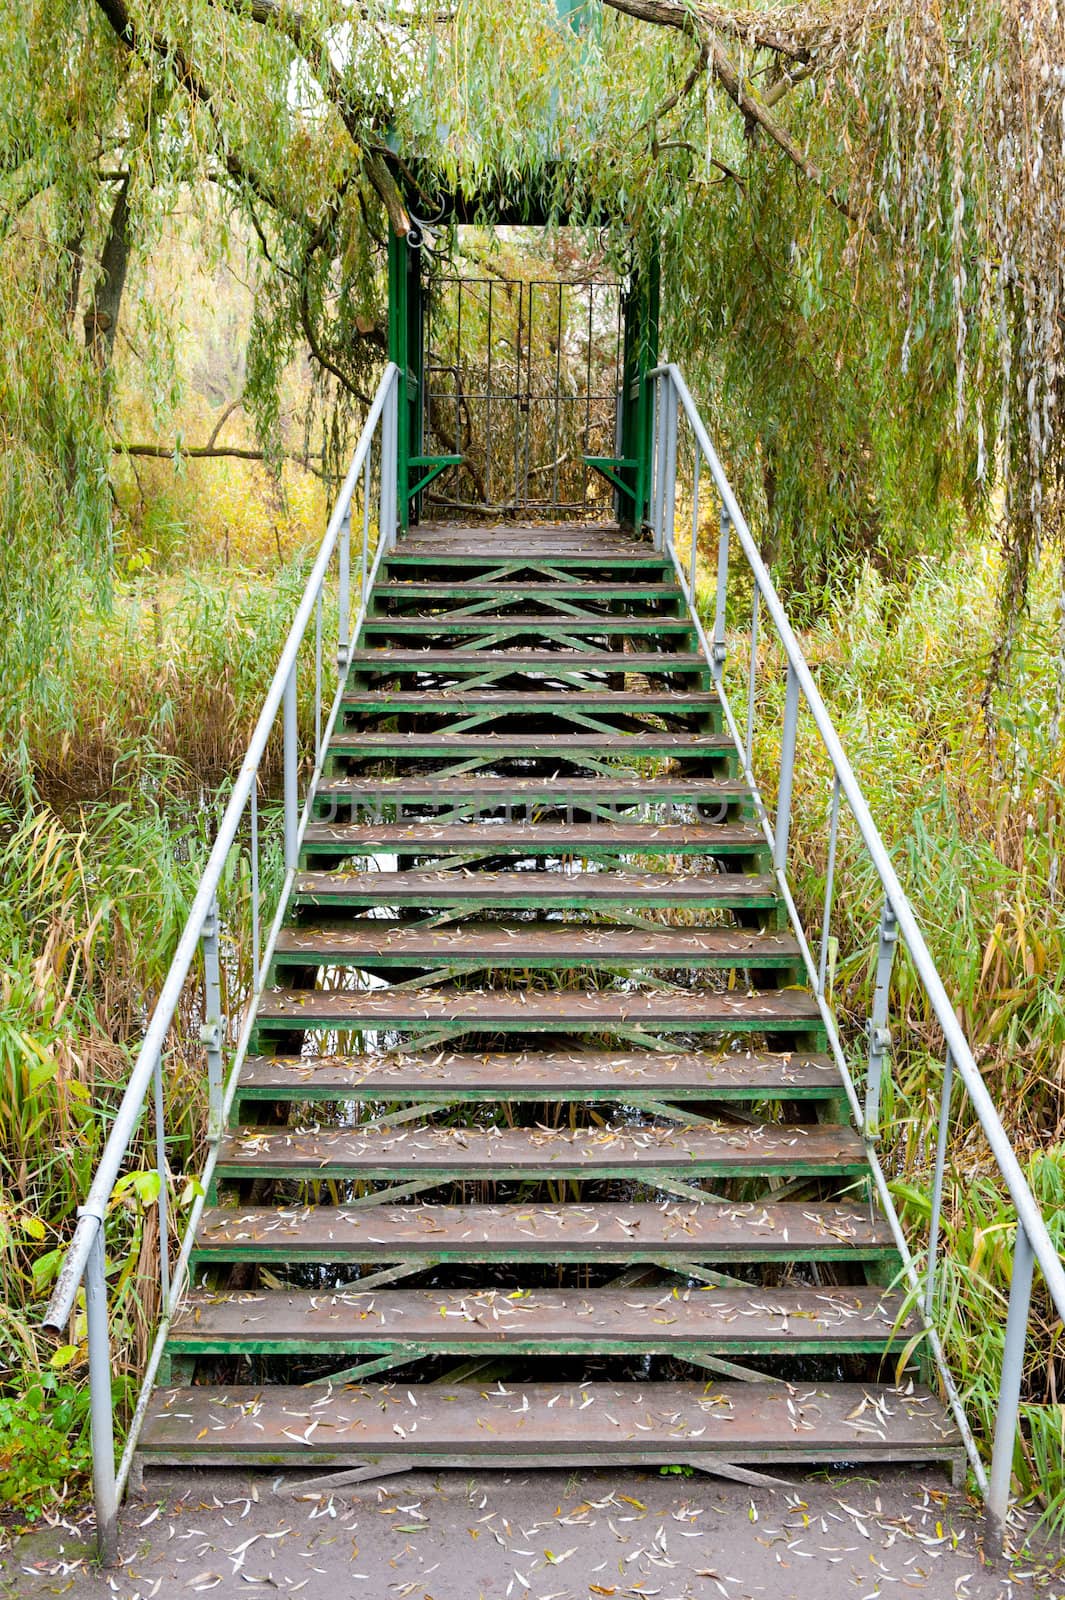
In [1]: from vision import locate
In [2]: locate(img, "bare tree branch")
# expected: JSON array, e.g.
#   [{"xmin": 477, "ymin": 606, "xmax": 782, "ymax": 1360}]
[
  {"xmin": 205, "ymin": 397, "xmax": 242, "ymax": 450},
  {"xmin": 762, "ymin": 60, "xmax": 818, "ymax": 109},
  {"xmin": 603, "ymin": 0, "xmax": 814, "ymax": 62},
  {"xmin": 113, "ymin": 440, "xmax": 326, "ymax": 477}
]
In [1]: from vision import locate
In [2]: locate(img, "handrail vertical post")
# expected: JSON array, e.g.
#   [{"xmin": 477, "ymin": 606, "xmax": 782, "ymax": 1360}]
[
  {"xmin": 744, "ymin": 585, "xmax": 760, "ymax": 773},
  {"xmin": 200, "ymin": 898, "xmax": 224, "ymax": 1143},
  {"xmin": 250, "ymin": 783, "xmax": 261, "ymax": 993},
  {"xmin": 651, "ymin": 374, "xmax": 665, "ymax": 548},
  {"xmin": 283, "ymin": 661, "xmax": 298, "ymax": 871},
  {"xmin": 817, "ymin": 774, "xmax": 842, "ymax": 996},
  {"xmin": 925, "ymin": 1046, "xmax": 954, "ymax": 1321},
  {"xmin": 390, "ymin": 378, "xmax": 400, "ymax": 547},
  {"xmin": 85, "ymin": 1224, "xmax": 118, "ymax": 1564},
  {"xmin": 661, "ymin": 378, "xmax": 678, "ymax": 552},
  {"xmin": 773, "ymin": 661, "xmax": 800, "ymax": 872},
  {"xmin": 379, "ymin": 394, "xmax": 391, "ymax": 553},
  {"xmin": 864, "ymin": 898, "xmax": 898, "ymax": 1139},
  {"xmin": 314, "ymin": 588, "xmax": 323, "ymax": 768},
  {"xmin": 390, "ymin": 376, "xmax": 400, "ymax": 548},
  {"xmin": 688, "ymin": 447, "xmax": 700, "ymax": 602},
  {"xmin": 987, "ymin": 1221, "xmax": 1035, "ymax": 1556},
  {"xmin": 337, "ymin": 501, "xmax": 351, "ymax": 675},
  {"xmin": 712, "ymin": 504, "xmax": 730, "ymax": 683},
  {"xmin": 361, "ymin": 453, "xmax": 372, "ymax": 611},
  {"xmin": 380, "ymin": 375, "xmax": 399, "ymax": 552}
]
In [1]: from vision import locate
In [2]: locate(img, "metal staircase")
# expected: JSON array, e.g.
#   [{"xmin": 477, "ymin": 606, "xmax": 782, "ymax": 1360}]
[
  {"xmin": 141, "ymin": 514, "xmax": 961, "ymax": 1483},
  {"xmin": 44, "ymin": 363, "xmax": 1065, "ymax": 1564}
]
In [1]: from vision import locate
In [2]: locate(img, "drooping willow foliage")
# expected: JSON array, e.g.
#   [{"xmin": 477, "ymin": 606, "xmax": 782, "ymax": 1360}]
[{"xmin": 2, "ymin": 0, "xmax": 1064, "ymax": 727}]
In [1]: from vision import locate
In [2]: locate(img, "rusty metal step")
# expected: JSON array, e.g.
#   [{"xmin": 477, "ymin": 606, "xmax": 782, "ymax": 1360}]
[
  {"xmin": 340, "ymin": 690, "xmax": 715, "ymax": 711},
  {"xmin": 385, "ymin": 550, "xmax": 670, "ymax": 566},
  {"xmin": 326, "ymin": 731, "xmax": 731, "ymax": 759},
  {"xmin": 397, "ymin": 521, "xmax": 627, "ymax": 534},
  {"xmin": 216, "ymin": 1121, "xmax": 865, "ymax": 1182},
  {"xmin": 254, "ymin": 987, "xmax": 822, "ymax": 1038},
  {"xmin": 376, "ymin": 582, "xmax": 681, "ymax": 601},
  {"xmin": 138, "ymin": 1380, "xmax": 963, "ymax": 1473},
  {"xmin": 293, "ymin": 868, "xmax": 778, "ymax": 910},
  {"xmin": 299, "ymin": 821, "xmax": 763, "ymax": 861},
  {"xmin": 271, "ymin": 922, "xmax": 796, "ymax": 971},
  {"xmin": 384, "ymin": 552, "xmax": 671, "ymax": 571},
  {"xmin": 192, "ymin": 1198, "xmax": 893, "ymax": 1265},
  {"xmin": 233, "ymin": 1047, "xmax": 839, "ymax": 1102},
  {"xmin": 314, "ymin": 775, "xmax": 751, "ymax": 810},
  {"xmin": 384, "ymin": 553, "xmax": 671, "ymax": 571},
  {"xmin": 345, "ymin": 650, "xmax": 709, "ymax": 673},
  {"xmin": 389, "ymin": 526, "xmax": 650, "ymax": 556},
  {"xmin": 168, "ymin": 1285, "xmax": 913, "ymax": 1359},
  {"xmin": 362, "ymin": 617, "xmax": 694, "ymax": 638}
]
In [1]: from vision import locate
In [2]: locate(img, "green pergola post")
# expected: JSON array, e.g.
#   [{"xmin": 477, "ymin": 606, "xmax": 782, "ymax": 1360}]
[
  {"xmin": 617, "ymin": 245, "xmax": 660, "ymax": 530},
  {"xmin": 387, "ymin": 229, "xmax": 417, "ymax": 530},
  {"xmin": 388, "ymin": 228, "xmax": 461, "ymax": 527}
]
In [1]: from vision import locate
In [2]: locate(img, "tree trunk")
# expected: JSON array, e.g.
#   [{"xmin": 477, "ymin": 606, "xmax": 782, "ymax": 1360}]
[{"xmin": 84, "ymin": 176, "xmax": 130, "ymax": 368}]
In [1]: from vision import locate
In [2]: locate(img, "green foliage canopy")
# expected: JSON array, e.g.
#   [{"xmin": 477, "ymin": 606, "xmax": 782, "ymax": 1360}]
[{"xmin": 2, "ymin": 0, "xmax": 1064, "ymax": 720}]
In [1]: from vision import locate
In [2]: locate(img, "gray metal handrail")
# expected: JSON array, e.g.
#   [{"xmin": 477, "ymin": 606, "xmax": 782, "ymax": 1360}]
[
  {"xmin": 41, "ymin": 362, "xmax": 401, "ymax": 1562},
  {"xmin": 649, "ymin": 361, "xmax": 1065, "ymax": 1553}
]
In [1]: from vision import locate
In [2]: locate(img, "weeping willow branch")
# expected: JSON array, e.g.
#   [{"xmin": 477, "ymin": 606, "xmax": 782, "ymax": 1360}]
[
  {"xmin": 298, "ymin": 273, "xmax": 376, "ymax": 404},
  {"xmin": 92, "ymin": 0, "xmax": 409, "ymax": 428},
  {"xmin": 603, "ymin": 0, "xmax": 862, "ymax": 225},
  {"xmin": 633, "ymin": 44, "xmax": 709, "ymax": 141},
  {"xmin": 92, "ymin": 0, "xmax": 297, "ymax": 220},
  {"xmin": 208, "ymin": 0, "xmax": 411, "ymax": 235},
  {"xmin": 296, "ymin": 191, "xmax": 379, "ymax": 401},
  {"xmin": 95, "ymin": 0, "xmax": 407, "ymax": 239}
]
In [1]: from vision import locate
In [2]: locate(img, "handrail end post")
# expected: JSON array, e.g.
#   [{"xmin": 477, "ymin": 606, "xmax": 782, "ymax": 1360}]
[
  {"xmin": 985, "ymin": 1221, "xmax": 1035, "ymax": 1563},
  {"xmin": 86, "ymin": 1226, "xmax": 119, "ymax": 1566}
]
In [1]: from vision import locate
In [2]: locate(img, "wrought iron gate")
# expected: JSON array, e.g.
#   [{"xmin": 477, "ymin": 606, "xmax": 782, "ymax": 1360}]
[{"xmin": 423, "ymin": 274, "xmax": 623, "ymax": 518}]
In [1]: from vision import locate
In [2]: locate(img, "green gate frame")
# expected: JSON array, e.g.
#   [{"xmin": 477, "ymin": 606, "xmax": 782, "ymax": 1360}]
[
  {"xmin": 387, "ymin": 229, "xmax": 659, "ymax": 533},
  {"xmin": 385, "ymin": 0, "xmax": 659, "ymax": 534}
]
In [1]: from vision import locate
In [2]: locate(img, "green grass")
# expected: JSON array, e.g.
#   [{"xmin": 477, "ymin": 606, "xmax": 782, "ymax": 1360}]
[
  {"xmin": 10, "ymin": 557, "xmax": 326, "ymax": 802},
  {"xmin": 0, "ymin": 515, "xmax": 1061, "ymax": 1539},
  {"xmin": 0, "ymin": 789, "xmax": 289, "ymax": 1525}
]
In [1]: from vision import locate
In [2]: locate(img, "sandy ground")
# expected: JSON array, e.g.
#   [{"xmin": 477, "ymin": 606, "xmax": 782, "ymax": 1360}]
[{"xmin": 2, "ymin": 1465, "xmax": 1063, "ymax": 1600}]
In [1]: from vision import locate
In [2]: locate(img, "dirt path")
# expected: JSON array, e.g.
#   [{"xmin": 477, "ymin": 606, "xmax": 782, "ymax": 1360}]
[{"xmin": 2, "ymin": 1466, "xmax": 1061, "ymax": 1600}]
